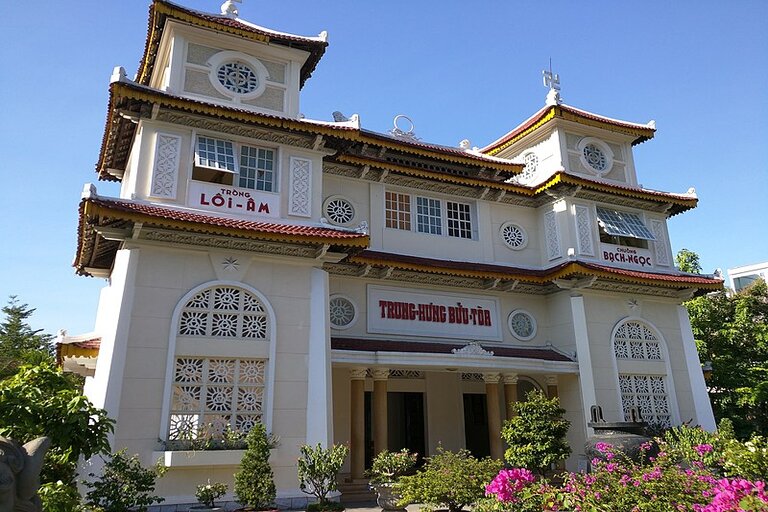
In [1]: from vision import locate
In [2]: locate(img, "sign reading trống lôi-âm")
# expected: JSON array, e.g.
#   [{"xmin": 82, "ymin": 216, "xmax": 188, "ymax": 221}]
[
  {"xmin": 188, "ymin": 182, "xmax": 279, "ymax": 218},
  {"xmin": 367, "ymin": 285, "xmax": 502, "ymax": 341}
]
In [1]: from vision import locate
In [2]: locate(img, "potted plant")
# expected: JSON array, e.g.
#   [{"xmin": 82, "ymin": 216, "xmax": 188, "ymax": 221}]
[
  {"xmin": 193, "ymin": 480, "xmax": 227, "ymax": 511},
  {"xmin": 367, "ymin": 449, "xmax": 418, "ymax": 511},
  {"xmin": 233, "ymin": 423, "xmax": 278, "ymax": 511},
  {"xmin": 297, "ymin": 443, "xmax": 349, "ymax": 511}
]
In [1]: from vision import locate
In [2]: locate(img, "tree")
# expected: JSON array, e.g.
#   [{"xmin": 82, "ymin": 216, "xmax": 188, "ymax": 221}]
[
  {"xmin": 0, "ymin": 296, "xmax": 54, "ymax": 378},
  {"xmin": 0, "ymin": 362, "xmax": 114, "ymax": 485},
  {"xmin": 688, "ymin": 279, "xmax": 768, "ymax": 438},
  {"xmin": 501, "ymin": 390, "xmax": 571, "ymax": 475},
  {"xmin": 234, "ymin": 423, "xmax": 277, "ymax": 510},
  {"xmin": 676, "ymin": 248, "xmax": 703, "ymax": 274},
  {"xmin": 297, "ymin": 443, "xmax": 349, "ymax": 510}
]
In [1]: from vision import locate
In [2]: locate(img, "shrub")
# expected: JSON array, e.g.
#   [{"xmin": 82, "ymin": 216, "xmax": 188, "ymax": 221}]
[
  {"xmin": 396, "ymin": 447, "xmax": 502, "ymax": 512},
  {"xmin": 367, "ymin": 449, "xmax": 418, "ymax": 485},
  {"xmin": 297, "ymin": 443, "xmax": 349, "ymax": 508},
  {"xmin": 196, "ymin": 480, "xmax": 228, "ymax": 508},
  {"xmin": 500, "ymin": 390, "xmax": 570, "ymax": 475},
  {"xmin": 83, "ymin": 450, "xmax": 166, "ymax": 512},
  {"xmin": 662, "ymin": 423, "xmax": 728, "ymax": 472},
  {"xmin": 38, "ymin": 480, "xmax": 85, "ymax": 511},
  {"xmin": 723, "ymin": 435, "xmax": 768, "ymax": 481},
  {"xmin": 234, "ymin": 423, "xmax": 277, "ymax": 510}
]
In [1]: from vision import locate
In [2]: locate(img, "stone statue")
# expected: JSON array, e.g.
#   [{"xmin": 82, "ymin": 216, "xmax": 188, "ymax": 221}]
[{"xmin": 0, "ymin": 436, "xmax": 51, "ymax": 512}]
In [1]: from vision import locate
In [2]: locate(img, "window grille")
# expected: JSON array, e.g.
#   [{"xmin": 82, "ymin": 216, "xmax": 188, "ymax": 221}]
[
  {"xmin": 447, "ymin": 201, "xmax": 472, "ymax": 239},
  {"xmin": 596, "ymin": 207, "xmax": 655, "ymax": 240},
  {"xmin": 416, "ymin": 197, "xmax": 442, "ymax": 235},
  {"xmin": 385, "ymin": 191, "xmax": 411, "ymax": 230}
]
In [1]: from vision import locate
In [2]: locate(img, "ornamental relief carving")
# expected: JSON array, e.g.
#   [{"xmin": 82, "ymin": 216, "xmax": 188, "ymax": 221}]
[
  {"xmin": 544, "ymin": 211, "xmax": 562, "ymax": 260},
  {"xmin": 650, "ymin": 220, "xmax": 669, "ymax": 266},
  {"xmin": 574, "ymin": 205, "xmax": 595, "ymax": 256},
  {"xmin": 151, "ymin": 133, "xmax": 181, "ymax": 198},
  {"xmin": 289, "ymin": 157, "xmax": 312, "ymax": 217},
  {"xmin": 142, "ymin": 230, "xmax": 316, "ymax": 257}
]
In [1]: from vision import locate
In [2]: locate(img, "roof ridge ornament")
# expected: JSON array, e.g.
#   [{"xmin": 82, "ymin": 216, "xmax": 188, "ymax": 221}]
[
  {"xmin": 221, "ymin": 0, "xmax": 241, "ymax": 18},
  {"xmin": 390, "ymin": 114, "xmax": 420, "ymax": 141},
  {"xmin": 542, "ymin": 59, "xmax": 562, "ymax": 106}
]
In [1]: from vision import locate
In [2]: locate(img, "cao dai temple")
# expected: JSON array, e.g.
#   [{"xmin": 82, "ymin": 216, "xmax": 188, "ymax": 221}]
[{"xmin": 62, "ymin": 0, "xmax": 723, "ymax": 506}]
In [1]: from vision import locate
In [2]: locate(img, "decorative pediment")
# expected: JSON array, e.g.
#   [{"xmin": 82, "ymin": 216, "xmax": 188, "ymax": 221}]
[{"xmin": 452, "ymin": 342, "xmax": 494, "ymax": 357}]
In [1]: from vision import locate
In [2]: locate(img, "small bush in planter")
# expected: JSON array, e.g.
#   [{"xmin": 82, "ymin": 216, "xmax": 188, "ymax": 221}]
[
  {"xmin": 234, "ymin": 423, "xmax": 277, "ymax": 510},
  {"xmin": 83, "ymin": 449, "xmax": 167, "ymax": 512},
  {"xmin": 195, "ymin": 480, "xmax": 228, "ymax": 509},
  {"xmin": 297, "ymin": 443, "xmax": 349, "ymax": 511},
  {"xmin": 396, "ymin": 447, "xmax": 501, "ymax": 512},
  {"xmin": 368, "ymin": 449, "xmax": 418, "ymax": 486}
]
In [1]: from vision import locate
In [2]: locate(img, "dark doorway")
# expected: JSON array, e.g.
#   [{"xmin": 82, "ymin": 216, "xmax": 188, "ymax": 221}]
[
  {"xmin": 463, "ymin": 393, "xmax": 490, "ymax": 458},
  {"xmin": 364, "ymin": 391, "xmax": 373, "ymax": 469},
  {"xmin": 388, "ymin": 392, "xmax": 426, "ymax": 458}
]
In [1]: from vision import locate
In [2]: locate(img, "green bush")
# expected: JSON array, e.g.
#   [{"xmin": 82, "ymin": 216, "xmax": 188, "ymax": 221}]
[
  {"xmin": 297, "ymin": 443, "xmax": 349, "ymax": 507},
  {"xmin": 396, "ymin": 447, "xmax": 502, "ymax": 512},
  {"xmin": 723, "ymin": 435, "xmax": 768, "ymax": 480},
  {"xmin": 367, "ymin": 449, "xmax": 418, "ymax": 485},
  {"xmin": 38, "ymin": 480, "xmax": 86, "ymax": 512},
  {"xmin": 83, "ymin": 450, "xmax": 166, "ymax": 512},
  {"xmin": 234, "ymin": 423, "xmax": 277, "ymax": 510},
  {"xmin": 501, "ymin": 390, "xmax": 570, "ymax": 475}
]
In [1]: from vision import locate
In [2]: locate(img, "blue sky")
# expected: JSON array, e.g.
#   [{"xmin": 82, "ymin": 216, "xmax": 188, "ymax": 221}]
[{"xmin": 0, "ymin": 0, "xmax": 766, "ymax": 336}]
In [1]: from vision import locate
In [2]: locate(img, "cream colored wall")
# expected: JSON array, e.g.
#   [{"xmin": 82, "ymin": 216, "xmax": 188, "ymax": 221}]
[{"xmin": 98, "ymin": 243, "xmax": 320, "ymax": 503}]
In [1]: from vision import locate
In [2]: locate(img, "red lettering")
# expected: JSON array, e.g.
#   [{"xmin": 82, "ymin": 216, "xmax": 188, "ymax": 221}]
[
  {"xmin": 200, "ymin": 193, "xmax": 210, "ymax": 205},
  {"xmin": 211, "ymin": 193, "xmax": 225, "ymax": 207},
  {"xmin": 258, "ymin": 202, "xmax": 270, "ymax": 214},
  {"xmin": 246, "ymin": 198, "xmax": 255, "ymax": 212}
]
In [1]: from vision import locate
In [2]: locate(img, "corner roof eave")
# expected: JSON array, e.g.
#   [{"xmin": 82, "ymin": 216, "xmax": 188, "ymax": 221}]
[
  {"xmin": 137, "ymin": 0, "xmax": 328, "ymax": 89},
  {"xmin": 481, "ymin": 104, "xmax": 656, "ymax": 156}
]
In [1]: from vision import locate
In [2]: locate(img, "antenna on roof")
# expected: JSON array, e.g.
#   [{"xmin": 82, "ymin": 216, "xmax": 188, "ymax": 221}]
[
  {"xmin": 221, "ymin": 0, "xmax": 241, "ymax": 18},
  {"xmin": 542, "ymin": 58, "xmax": 562, "ymax": 106}
]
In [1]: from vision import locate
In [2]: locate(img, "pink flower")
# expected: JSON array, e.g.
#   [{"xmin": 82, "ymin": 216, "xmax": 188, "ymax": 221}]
[
  {"xmin": 594, "ymin": 442, "xmax": 613, "ymax": 453},
  {"xmin": 485, "ymin": 468, "xmax": 536, "ymax": 503},
  {"xmin": 694, "ymin": 444, "xmax": 714, "ymax": 456}
]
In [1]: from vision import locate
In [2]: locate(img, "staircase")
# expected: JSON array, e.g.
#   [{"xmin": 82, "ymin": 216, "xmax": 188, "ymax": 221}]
[{"xmin": 337, "ymin": 475, "xmax": 376, "ymax": 505}]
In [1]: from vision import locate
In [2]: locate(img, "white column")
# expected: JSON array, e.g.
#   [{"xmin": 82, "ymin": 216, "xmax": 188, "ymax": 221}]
[
  {"xmin": 350, "ymin": 368, "xmax": 368, "ymax": 480},
  {"xmin": 503, "ymin": 373, "xmax": 519, "ymax": 421},
  {"xmin": 372, "ymin": 369, "xmax": 389, "ymax": 455},
  {"xmin": 306, "ymin": 268, "xmax": 333, "ymax": 446},
  {"xmin": 484, "ymin": 373, "xmax": 503, "ymax": 460},
  {"xmin": 677, "ymin": 305, "xmax": 716, "ymax": 431},
  {"xmin": 571, "ymin": 294, "xmax": 597, "ymax": 436}
]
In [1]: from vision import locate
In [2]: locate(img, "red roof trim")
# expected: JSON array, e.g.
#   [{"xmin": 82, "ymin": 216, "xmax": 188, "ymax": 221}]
[{"xmin": 331, "ymin": 337, "xmax": 574, "ymax": 362}]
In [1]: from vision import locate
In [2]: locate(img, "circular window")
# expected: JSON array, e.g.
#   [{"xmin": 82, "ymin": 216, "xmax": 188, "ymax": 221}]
[
  {"xmin": 521, "ymin": 152, "xmax": 538, "ymax": 181},
  {"xmin": 500, "ymin": 222, "xmax": 528, "ymax": 250},
  {"xmin": 217, "ymin": 62, "xmax": 260, "ymax": 94},
  {"xmin": 577, "ymin": 137, "xmax": 614, "ymax": 175},
  {"xmin": 508, "ymin": 309, "xmax": 537, "ymax": 341},
  {"xmin": 329, "ymin": 295, "xmax": 357, "ymax": 329},
  {"xmin": 323, "ymin": 196, "xmax": 355, "ymax": 225}
]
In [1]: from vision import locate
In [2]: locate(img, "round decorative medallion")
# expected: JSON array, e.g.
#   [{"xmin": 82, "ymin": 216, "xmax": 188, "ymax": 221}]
[
  {"xmin": 217, "ymin": 61, "xmax": 260, "ymax": 94},
  {"xmin": 329, "ymin": 295, "xmax": 356, "ymax": 329},
  {"xmin": 508, "ymin": 310, "xmax": 537, "ymax": 341},
  {"xmin": 521, "ymin": 152, "xmax": 538, "ymax": 181},
  {"xmin": 323, "ymin": 196, "xmax": 355, "ymax": 225},
  {"xmin": 500, "ymin": 222, "xmax": 528, "ymax": 250},
  {"xmin": 577, "ymin": 137, "xmax": 614, "ymax": 175}
]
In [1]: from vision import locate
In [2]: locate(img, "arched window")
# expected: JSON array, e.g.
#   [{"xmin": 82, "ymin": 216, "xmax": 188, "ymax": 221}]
[
  {"xmin": 166, "ymin": 284, "xmax": 273, "ymax": 445},
  {"xmin": 612, "ymin": 319, "xmax": 674, "ymax": 427}
]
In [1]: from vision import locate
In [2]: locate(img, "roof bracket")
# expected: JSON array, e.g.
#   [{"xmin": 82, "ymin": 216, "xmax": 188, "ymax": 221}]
[
  {"xmin": 554, "ymin": 276, "xmax": 597, "ymax": 290},
  {"xmin": 359, "ymin": 164, "xmax": 370, "ymax": 180},
  {"xmin": 357, "ymin": 264, "xmax": 372, "ymax": 277},
  {"xmin": 315, "ymin": 244, "xmax": 331, "ymax": 259},
  {"xmin": 381, "ymin": 266, "xmax": 394, "ymax": 279},
  {"xmin": 378, "ymin": 169, "xmax": 389, "ymax": 182},
  {"xmin": 313, "ymin": 135, "xmax": 325, "ymax": 151},
  {"xmin": 131, "ymin": 222, "xmax": 144, "ymax": 239},
  {"xmin": 484, "ymin": 278, "xmax": 501, "ymax": 290},
  {"xmin": 94, "ymin": 226, "xmax": 131, "ymax": 241},
  {"xmin": 495, "ymin": 190, "xmax": 507, "ymax": 202},
  {"xmin": 677, "ymin": 288, "xmax": 697, "ymax": 300}
]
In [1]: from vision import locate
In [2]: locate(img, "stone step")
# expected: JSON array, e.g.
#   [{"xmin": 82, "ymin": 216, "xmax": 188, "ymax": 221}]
[{"xmin": 338, "ymin": 477, "xmax": 376, "ymax": 504}]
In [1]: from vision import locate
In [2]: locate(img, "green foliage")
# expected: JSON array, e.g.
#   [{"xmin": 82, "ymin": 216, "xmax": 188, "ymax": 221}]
[
  {"xmin": 0, "ymin": 296, "xmax": 54, "ymax": 379},
  {"xmin": 662, "ymin": 422, "xmax": 730, "ymax": 471},
  {"xmin": 165, "ymin": 423, "xmax": 246, "ymax": 451},
  {"xmin": 196, "ymin": 481, "xmax": 228, "ymax": 508},
  {"xmin": 675, "ymin": 248, "xmax": 703, "ymax": 274},
  {"xmin": 234, "ymin": 423, "xmax": 277, "ymax": 510},
  {"xmin": 297, "ymin": 443, "xmax": 349, "ymax": 505},
  {"xmin": 0, "ymin": 361, "xmax": 114, "ymax": 484},
  {"xmin": 84, "ymin": 450, "xmax": 167, "ymax": 512},
  {"xmin": 38, "ymin": 480, "xmax": 86, "ymax": 512},
  {"xmin": 396, "ymin": 447, "xmax": 502, "ymax": 512},
  {"xmin": 722, "ymin": 435, "xmax": 768, "ymax": 480},
  {"xmin": 687, "ymin": 279, "xmax": 768, "ymax": 438},
  {"xmin": 500, "ymin": 390, "xmax": 571, "ymax": 475},
  {"xmin": 367, "ymin": 449, "xmax": 418, "ymax": 485}
]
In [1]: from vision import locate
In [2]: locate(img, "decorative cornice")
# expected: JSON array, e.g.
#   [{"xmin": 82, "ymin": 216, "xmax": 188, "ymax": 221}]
[{"xmin": 452, "ymin": 342, "xmax": 495, "ymax": 357}]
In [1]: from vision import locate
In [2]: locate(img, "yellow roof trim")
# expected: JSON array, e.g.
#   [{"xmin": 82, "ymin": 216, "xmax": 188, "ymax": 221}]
[
  {"xmin": 59, "ymin": 344, "xmax": 99, "ymax": 360},
  {"xmin": 85, "ymin": 202, "xmax": 370, "ymax": 248},
  {"xmin": 485, "ymin": 108, "xmax": 556, "ymax": 156}
]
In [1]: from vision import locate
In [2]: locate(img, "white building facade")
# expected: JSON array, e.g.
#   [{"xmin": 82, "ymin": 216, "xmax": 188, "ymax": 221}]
[{"xmin": 67, "ymin": 0, "xmax": 722, "ymax": 507}]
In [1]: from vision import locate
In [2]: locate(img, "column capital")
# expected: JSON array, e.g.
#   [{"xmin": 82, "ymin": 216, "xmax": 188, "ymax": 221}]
[
  {"xmin": 483, "ymin": 372, "xmax": 501, "ymax": 384},
  {"xmin": 502, "ymin": 373, "xmax": 519, "ymax": 385},
  {"xmin": 371, "ymin": 368, "xmax": 390, "ymax": 381},
  {"xmin": 349, "ymin": 367, "xmax": 368, "ymax": 380},
  {"xmin": 545, "ymin": 375, "xmax": 559, "ymax": 386}
]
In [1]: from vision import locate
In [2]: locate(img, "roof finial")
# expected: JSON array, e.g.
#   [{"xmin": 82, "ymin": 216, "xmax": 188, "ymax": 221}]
[
  {"xmin": 221, "ymin": 0, "xmax": 241, "ymax": 18},
  {"xmin": 542, "ymin": 58, "xmax": 562, "ymax": 106}
]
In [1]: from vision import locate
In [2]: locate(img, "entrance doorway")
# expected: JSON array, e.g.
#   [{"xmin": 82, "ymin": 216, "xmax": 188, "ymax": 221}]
[
  {"xmin": 364, "ymin": 391, "xmax": 426, "ymax": 468},
  {"xmin": 463, "ymin": 393, "xmax": 490, "ymax": 458}
]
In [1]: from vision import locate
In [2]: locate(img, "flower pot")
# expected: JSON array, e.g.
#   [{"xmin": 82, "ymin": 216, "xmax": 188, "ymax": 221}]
[{"xmin": 372, "ymin": 484, "xmax": 406, "ymax": 512}]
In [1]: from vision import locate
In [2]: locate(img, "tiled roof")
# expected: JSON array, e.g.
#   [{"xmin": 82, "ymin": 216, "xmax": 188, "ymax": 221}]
[
  {"xmin": 138, "ymin": 0, "xmax": 328, "ymax": 88},
  {"xmin": 84, "ymin": 196, "xmax": 369, "ymax": 241},
  {"xmin": 331, "ymin": 337, "xmax": 574, "ymax": 362},
  {"xmin": 349, "ymin": 250, "xmax": 723, "ymax": 289},
  {"xmin": 481, "ymin": 104, "xmax": 656, "ymax": 156}
]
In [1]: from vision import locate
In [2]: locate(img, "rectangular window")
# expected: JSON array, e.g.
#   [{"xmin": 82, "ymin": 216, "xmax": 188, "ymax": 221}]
[
  {"xmin": 416, "ymin": 196, "xmax": 442, "ymax": 235},
  {"xmin": 239, "ymin": 146, "xmax": 275, "ymax": 192},
  {"xmin": 193, "ymin": 136, "xmax": 276, "ymax": 191},
  {"xmin": 447, "ymin": 201, "xmax": 472, "ymax": 239},
  {"xmin": 596, "ymin": 207, "xmax": 654, "ymax": 248},
  {"xmin": 618, "ymin": 374, "xmax": 671, "ymax": 427},
  {"xmin": 385, "ymin": 191, "xmax": 411, "ymax": 230}
]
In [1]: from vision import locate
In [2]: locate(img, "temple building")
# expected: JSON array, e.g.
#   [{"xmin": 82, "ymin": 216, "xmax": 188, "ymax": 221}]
[{"xmin": 66, "ymin": 0, "xmax": 722, "ymax": 507}]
